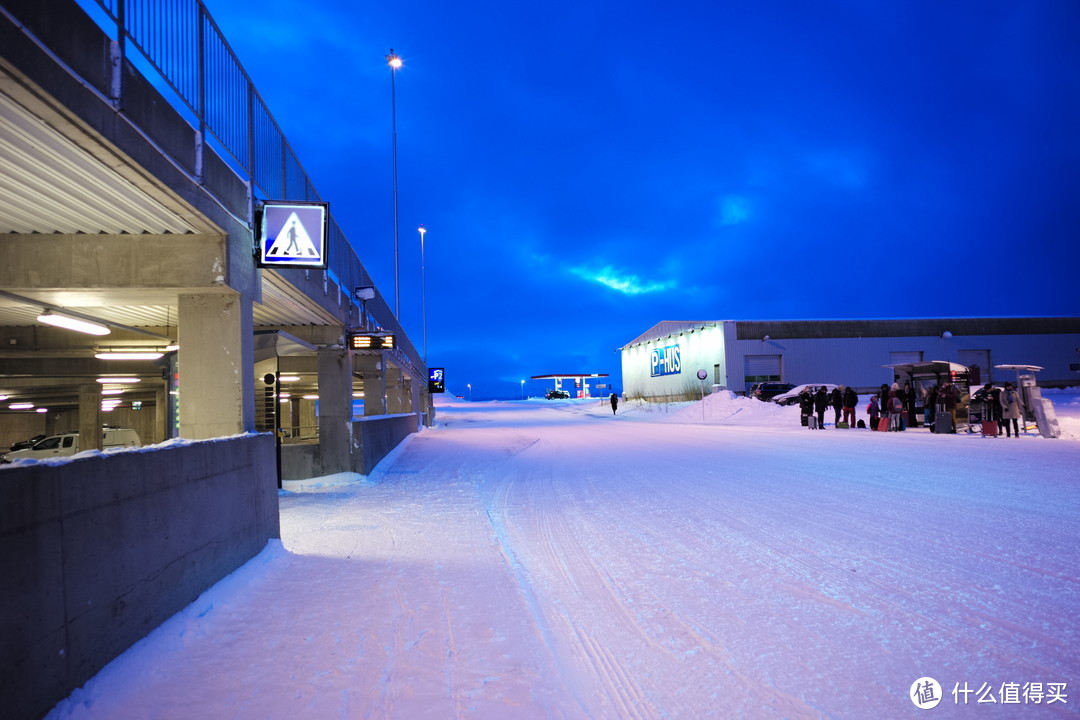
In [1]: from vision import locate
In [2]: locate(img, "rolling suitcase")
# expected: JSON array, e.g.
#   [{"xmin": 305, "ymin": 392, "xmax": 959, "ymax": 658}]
[
  {"xmin": 981, "ymin": 400, "xmax": 998, "ymax": 436},
  {"xmin": 877, "ymin": 417, "xmax": 890, "ymax": 432},
  {"xmin": 934, "ymin": 411, "xmax": 954, "ymax": 434},
  {"xmin": 808, "ymin": 414, "xmax": 818, "ymax": 429}
]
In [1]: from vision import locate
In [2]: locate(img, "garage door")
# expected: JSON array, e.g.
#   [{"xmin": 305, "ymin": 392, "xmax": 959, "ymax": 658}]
[{"xmin": 744, "ymin": 354, "xmax": 781, "ymax": 383}]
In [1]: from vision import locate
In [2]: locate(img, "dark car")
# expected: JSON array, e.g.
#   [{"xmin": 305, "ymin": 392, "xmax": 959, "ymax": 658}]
[
  {"xmin": 545, "ymin": 389, "xmax": 571, "ymax": 399},
  {"xmin": 747, "ymin": 382, "xmax": 795, "ymax": 402},
  {"xmin": 8, "ymin": 434, "xmax": 45, "ymax": 452}
]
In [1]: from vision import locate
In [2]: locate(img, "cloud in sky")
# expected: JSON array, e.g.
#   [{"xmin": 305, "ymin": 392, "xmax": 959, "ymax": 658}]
[{"xmin": 570, "ymin": 265, "xmax": 677, "ymax": 296}]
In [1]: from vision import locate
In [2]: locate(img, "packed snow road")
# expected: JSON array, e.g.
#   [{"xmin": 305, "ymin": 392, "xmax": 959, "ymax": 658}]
[{"xmin": 50, "ymin": 395, "xmax": 1080, "ymax": 719}]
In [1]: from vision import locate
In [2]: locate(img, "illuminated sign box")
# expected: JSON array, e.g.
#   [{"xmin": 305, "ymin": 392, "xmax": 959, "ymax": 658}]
[
  {"xmin": 650, "ymin": 344, "xmax": 681, "ymax": 377},
  {"xmin": 256, "ymin": 201, "xmax": 329, "ymax": 269},
  {"xmin": 428, "ymin": 367, "xmax": 445, "ymax": 393},
  {"xmin": 348, "ymin": 332, "xmax": 395, "ymax": 350}
]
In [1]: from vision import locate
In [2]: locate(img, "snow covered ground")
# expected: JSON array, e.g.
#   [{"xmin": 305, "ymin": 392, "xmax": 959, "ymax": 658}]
[{"xmin": 48, "ymin": 391, "xmax": 1080, "ymax": 719}]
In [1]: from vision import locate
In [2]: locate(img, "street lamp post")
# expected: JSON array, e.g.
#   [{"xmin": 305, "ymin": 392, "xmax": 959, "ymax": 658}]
[
  {"xmin": 386, "ymin": 50, "xmax": 402, "ymax": 318},
  {"xmin": 521, "ymin": 379, "xmax": 525, "ymax": 400},
  {"xmin": 418, "ymin": 224, "xmax": 427, "ymax": 364},
  {"xmin": 467, "ymin": 383, "xmax": 472, "ymax": 402}
]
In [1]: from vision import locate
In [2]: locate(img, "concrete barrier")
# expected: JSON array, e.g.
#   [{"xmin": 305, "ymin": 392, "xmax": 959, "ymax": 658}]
[{"xmin": 0, "ymin": 434, "xmax": 279, "ymax": 720}]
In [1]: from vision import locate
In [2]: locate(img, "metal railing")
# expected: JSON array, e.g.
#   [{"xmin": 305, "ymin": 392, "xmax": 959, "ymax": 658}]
[{"xmin": 92, "ymin": 0, "xmax": 315, "ymax": 204}]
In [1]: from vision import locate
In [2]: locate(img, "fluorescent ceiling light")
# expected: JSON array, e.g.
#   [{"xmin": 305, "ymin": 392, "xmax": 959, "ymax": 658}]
[
  {"xmin": 302, "ymin": 395, "xmax": 319, "ymax": 400},
  {"xmin": 279, "ymin": 375, "xmax": 301, "ymax": 382},
  {"xmin": 9, "ymin": 402, "xmax": 34, "ymax": 409},
  {"xmin": 101, "ymin": 388, "xmax": 125, "ymax": 395},
  {"xmin": 35, "ymin": 407, "xmax": 48, "ymax": 413},
  {"xmin": 0, "ymin": 394, "xmax": 9, "ymax": 401},
  {"xmin": 96, "ymin": 377, "xmax": 140, "ymax": 384},
  {"xmin": 37, "ymin": 310, "xmax": 111, "ymax": 336},
  {"xmin": 95, "ymin": 351, "xmax": 164, "ymax": 360}
]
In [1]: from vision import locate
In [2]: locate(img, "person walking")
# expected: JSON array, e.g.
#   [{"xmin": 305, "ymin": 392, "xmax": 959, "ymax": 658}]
[
  {"xmin": 609, "ymin": 392, "xmax": 619, "ymax": 415},
  {"xmin": 814, "ymin": 386, "xmax": 829, "ymax": 430},
  {"xmin": 1000, "ymin": 382, "xmax": 1024, "ymax": 437},
  {"xmin": 842, "ymin": 385, "xmax": 858, "ymax": 428}
]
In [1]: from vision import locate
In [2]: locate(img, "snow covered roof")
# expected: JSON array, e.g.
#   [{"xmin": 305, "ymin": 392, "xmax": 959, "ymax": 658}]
[{"xmin": 621, "ymin": 321, "xmax": 720, "ymax": 347}]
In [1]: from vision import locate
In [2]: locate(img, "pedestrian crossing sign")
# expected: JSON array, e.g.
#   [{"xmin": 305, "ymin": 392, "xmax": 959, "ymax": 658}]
[{"xmin": 257, "ymin": 201, "xmax": 329, "ymax": 269}]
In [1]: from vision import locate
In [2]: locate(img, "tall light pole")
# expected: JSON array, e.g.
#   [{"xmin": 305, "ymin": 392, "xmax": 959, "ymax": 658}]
[
  {"xmin": 521, "ymin": 379, "xmax": 525, "ymax": 400},
  {"xmin": 386, "ymin": 50, "xmax": 402, "ymax": 318},
  {"xmin": 418, "ymin": 224, "xmax": 427, "ymax": 364}
]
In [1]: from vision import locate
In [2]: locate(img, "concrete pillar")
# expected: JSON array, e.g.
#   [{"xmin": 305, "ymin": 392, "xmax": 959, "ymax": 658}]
[
  {"xmin": 355, "ymin": 354, "xmax": 386, "ymax": 416},
  {"xmin": 178, "ymin": 292, "xmax": 252, "ymax": 439},
  {"xmin": 154, "ymin": 386, "xmax": 167, "ymax": 444},
  {"xmin": 78, "ymin": 384, "xmax": 102, "ymax": 451},
  {"xmin": 316, "ymin": 347, "xmax": 353, "ymax": 475},
  {"xmin": 288, "ymin": 398, "xmax": 301, "ymax": 438},
  {"xmin": 386, "ymin": 365, "xmax": 404, "ymax": 414}
]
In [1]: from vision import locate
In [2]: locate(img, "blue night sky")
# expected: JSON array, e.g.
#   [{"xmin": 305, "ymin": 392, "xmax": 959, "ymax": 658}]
[{"xmin": 206, "ymin": 1, "xmax": 1080, "ymax": 399}]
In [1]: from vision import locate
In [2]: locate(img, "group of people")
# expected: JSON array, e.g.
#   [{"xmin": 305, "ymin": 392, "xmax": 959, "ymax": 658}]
[
  {"xmin": 865, "ymin": 381, "xmax": 933, "ymax": 431},
  {"xmin": 799, "ymin": 385, "xmax": 859, "ymax": 429},
  {"xmin": 798, "ymin": 380, "xmax": 1025, "ymax": 435},
  {"xmin": 972, "ymin": 381, "xmax": 1026, "ymax": 437}
]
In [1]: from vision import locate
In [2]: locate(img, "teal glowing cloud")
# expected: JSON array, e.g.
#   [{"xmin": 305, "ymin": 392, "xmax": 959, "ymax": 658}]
[{"xmin": 571, "ymin": 265, "xmax": 675, "ymax": 295}]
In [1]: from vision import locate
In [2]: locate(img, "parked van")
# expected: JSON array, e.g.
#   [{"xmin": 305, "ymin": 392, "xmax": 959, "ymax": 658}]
[{"xmin": 2, "ymin": 427, "xmax": 140, "ymax": 462}]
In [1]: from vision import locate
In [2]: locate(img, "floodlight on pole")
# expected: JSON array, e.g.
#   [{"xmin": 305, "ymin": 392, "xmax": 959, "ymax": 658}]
[
  {"xmin": 419, "ymin": 224, "xmax": 427, "ymax": 364},
  {"xmin": 386, "ymin": 49, "xmax": 402, "ymax": 318}
]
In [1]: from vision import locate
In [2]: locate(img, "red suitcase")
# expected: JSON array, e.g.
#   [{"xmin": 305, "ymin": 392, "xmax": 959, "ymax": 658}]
[
  {"xmin": 877, "ymin": 417, "xmax": 890, "ymax": 432},
  {"xmin": 981, "ymin": 420, "xmax": 999, "ymax": 437}
]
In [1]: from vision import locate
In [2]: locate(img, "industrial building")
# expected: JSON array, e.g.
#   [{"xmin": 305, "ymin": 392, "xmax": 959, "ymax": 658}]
[{"xmin": 620, "ymin": 318, "xmax": 1080, "ymax": 402}]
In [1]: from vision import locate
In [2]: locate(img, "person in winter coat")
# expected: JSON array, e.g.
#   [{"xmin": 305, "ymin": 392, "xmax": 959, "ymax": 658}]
[
  {"xmin": 903, "ymin": 382, "xmax": 917, "ymax": 427},
  {"xmin": 1000, "ymin": 382, "xmax": 1024, "ymax": 437},
  {"xmin": 609, "ymin": 392, "xmax": 619, "ymax": 415},
  {"xmin": 799, "ymin": 388, "xmax": 814, "ymax": 427},
  {"xmin": 842, "ymin": 385, "xmax": 858, "ymax": 427},
  {"xmin": 867, "ymin": 394, "xmax": 881, "ymax": 429},
  {"xmin": 890, "ymin": 382, "xmax": 906, "ymax": 430},
  {"xmin": 813, "ymin": 386, "xmax": 829, "ymax": 429},
  {"xmin": 830, "ymin": 387, "xmax": 844, "ymax": 426},
  {"xmin": 924, "ymin": 385, "xmax": 938, "ymax": 426},
  {"xmin": 888, "ymin": 390, "xmax": 904, "ymax": 431},
  {"xmin": 939, "ymin": 381, "xmax": 959, "ymax": 429}
]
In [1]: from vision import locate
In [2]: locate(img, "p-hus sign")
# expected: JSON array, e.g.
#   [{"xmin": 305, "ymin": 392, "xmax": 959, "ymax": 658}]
[{"xmin": 650, "ymin": 344, "xmax": 681, "ymax": 377}]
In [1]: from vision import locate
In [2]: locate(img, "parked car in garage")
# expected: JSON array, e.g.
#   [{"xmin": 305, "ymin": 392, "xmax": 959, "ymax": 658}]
[
  {"xmin": 771, "ymin": 384, "xmax": 839, "ymax": 406},
  {"xmin": 2, "ymin": 427, "xmax": 140, "ymax": 463},
  {"xmin": 747, "ymin": 382, "xmax": 796, "ymax": 402},
  {"xmin": 7, "ymin": 434, "xmax": 45, "ymax": 452}
]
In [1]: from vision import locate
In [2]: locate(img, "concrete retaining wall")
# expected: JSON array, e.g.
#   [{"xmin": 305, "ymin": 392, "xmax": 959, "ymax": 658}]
[
  {"xmin": 278, "ymin": 413, "xmax": 421, "ymax": 480},
  {"xmin": 353, "ymin": 414, "xmax": 421, "ymax": 476},
  {"xmin": 0, "ymin": 434, "xmax": 280, "ymax": 720}
]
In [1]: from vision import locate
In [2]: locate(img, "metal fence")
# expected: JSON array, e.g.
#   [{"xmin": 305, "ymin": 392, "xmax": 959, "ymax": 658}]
[{"xmin": 92, "ymin": 0, "xmax": 317, "ymax": 204}]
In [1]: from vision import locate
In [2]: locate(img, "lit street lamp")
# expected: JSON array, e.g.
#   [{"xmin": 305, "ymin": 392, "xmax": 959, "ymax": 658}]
[
  {"xmin": 467, "ymin": 383, "xmax": 472, "ymax": 402},
  {"xmin": 521, "ymin": 379, "xmax": 525, "ymax": 400},
  {"xmin": 419, "ymin": 224, "xmax": 427, "ymax": 364},
  {"xmin": 386, "ymin": 49, "xmax": 403, "ymax": 318}
]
